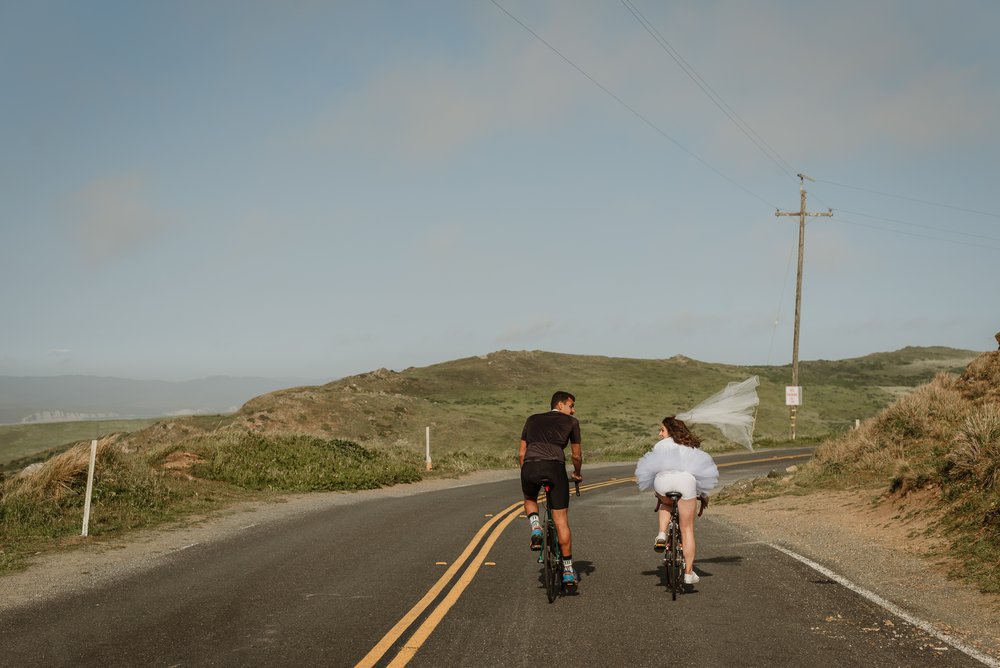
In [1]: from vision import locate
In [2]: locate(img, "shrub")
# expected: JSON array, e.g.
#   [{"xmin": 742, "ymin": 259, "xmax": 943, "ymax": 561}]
[
  {"xmin": 190, "ymin": 431, "xmax": 422, "ymax": 491},
  {"xmin": 435, "ymin": 449, "xmax": 518, "ymax": 474},
  {"xmin": 946, "ymin": 404, "xmax": 1000, "ymax": 490}
]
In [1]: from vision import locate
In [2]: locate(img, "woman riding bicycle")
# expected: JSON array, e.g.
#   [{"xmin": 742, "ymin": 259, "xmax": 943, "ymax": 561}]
[{"xmin": 635, "ymin": 416, "xmax": 718, "ymax": 585}]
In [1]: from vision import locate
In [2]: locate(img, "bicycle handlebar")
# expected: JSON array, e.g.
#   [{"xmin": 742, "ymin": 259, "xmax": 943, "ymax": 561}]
[{"xmin": 574, "ymin": 480, "xmax": 580, "ymax": 497}]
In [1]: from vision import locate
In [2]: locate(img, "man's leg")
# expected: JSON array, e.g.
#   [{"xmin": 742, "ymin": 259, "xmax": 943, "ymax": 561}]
[
  {"xmin": 523, "ymin": 497, "xmax": 543, "ymax": 550},
  {"xmin": 551, "ymin": 508, "xmax": 572, "ymax": 559},
  {"xmin": 523, "ymin": 498, "xmax": 539, "ymax": 517},
  {"xmin": 521, "ymin": 464, "xmax": 545, "ymax": 551}
]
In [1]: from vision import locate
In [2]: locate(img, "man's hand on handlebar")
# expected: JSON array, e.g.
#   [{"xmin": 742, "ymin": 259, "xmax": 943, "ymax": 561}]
[{"xmin": 570, "ymin": 471, "xmax": 583, "ymax": 482}]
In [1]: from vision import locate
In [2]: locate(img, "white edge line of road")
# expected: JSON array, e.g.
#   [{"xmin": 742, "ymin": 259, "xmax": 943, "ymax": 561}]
[{"xmin": 768, "ymin": 543, "xmax": 999, "ymax": 668}]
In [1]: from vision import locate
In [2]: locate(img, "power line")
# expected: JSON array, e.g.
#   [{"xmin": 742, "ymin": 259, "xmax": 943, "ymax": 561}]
[
  {"xmin": 817, "ymin": 178, "xmax": 1000, "ymax": 218},
  {"xmin": 766, "ymin": 235, "xmax": 798, "ymax": 367},
  {"xmin": 489, "ymin": 0, "xmax": 780, "ymax": 210},
  {"xmin": 831, "ymin": 215, "xmax": 1000, "ymax": 252},
  {"xmin": 491, "ymin": 1, "xmax": 995, "ymax": 255},
  {"xmin": 835, "ymin": 208, "xmax": 1000, "ymax": 244},
  {"xmin": 620, "ymin": 0, "xmax": 798, "ymax": 181}
]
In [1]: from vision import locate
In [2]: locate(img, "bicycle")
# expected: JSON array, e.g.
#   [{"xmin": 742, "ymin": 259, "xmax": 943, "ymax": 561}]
[
  {"xmin": 538, "ymin": 478, "xmax": 580, "ymax": 603},
  {"xmin": 657, "ymin": 492, "xmax": 708, "ymax": 599},
  {"xmin": 658, "ymin": 492, "xmax": 687, "ymax": 599}
]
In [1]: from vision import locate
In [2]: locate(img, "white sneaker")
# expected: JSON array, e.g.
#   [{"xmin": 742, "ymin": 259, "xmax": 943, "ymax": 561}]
[{"xmin": 684, "ymin": 572, "xmax": 700, "ymax": 585}]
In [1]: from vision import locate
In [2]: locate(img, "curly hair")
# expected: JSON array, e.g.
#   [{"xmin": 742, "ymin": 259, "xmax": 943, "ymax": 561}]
[{"xmin": 662, "ymin": 416, "xmax": 701, "ymax": 448}]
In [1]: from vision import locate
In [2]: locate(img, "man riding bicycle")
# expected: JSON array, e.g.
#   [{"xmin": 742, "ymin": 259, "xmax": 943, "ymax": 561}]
[{"xmin": 519, "ymin": 391, "xmax": 583, "ymax": 588}]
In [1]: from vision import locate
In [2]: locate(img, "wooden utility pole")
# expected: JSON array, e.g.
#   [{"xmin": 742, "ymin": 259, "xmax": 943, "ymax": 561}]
[{"xmin": 775, "ymin": 174, "xmax": 832, "ymax": 440}]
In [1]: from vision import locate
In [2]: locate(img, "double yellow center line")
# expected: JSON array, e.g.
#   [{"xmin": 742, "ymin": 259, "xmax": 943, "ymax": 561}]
[
  {"xmin": 356, "ymin": 451, "xmax": 810, "ymax": 666},
  {"xmin": 355, "ymin": 479, "xmax": 628, "ymax": 667}
]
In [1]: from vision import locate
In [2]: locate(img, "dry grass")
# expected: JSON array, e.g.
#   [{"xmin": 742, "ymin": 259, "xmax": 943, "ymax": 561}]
[
  {"xmin": 724, "ymin": 352, "xmax": 1000, "ymax": 592},
  {"xmin": 947, "ymin": 404, "xmax": 1000, "ymax": 490},
  {"xmin": 4, "ymin": 438, "xmax": 112, "ymax": 502}
]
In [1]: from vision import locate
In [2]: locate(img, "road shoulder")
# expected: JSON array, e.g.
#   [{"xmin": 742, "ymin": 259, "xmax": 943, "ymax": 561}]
[
  {"xmin": 710, "ymin": 489, "xmax": 1000, "ymax": 662},
  {"xmin": 0, "ymin": 468, "xmax": 522, "ymax": 614}
]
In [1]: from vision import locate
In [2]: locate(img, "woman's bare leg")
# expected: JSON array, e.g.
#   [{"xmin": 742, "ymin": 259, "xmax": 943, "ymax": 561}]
[
  {"xmin": 677, "ymin": 497, "xmax": 697, "ymax": 573},
  {"xmin": 656, "ymin": 495, "xmax": 673, "ymax": 534}
]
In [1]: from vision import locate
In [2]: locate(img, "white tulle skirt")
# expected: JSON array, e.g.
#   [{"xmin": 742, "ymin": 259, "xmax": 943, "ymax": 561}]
[{"xmin": 635, "ymin": 439, "xmax": 719, "ymax": 496}]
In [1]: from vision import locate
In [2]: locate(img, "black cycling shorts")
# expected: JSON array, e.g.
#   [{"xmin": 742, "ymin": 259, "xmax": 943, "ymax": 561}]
[{"xmin": 520, "ymin": 460, "xmax": 570, "ymax": 510}]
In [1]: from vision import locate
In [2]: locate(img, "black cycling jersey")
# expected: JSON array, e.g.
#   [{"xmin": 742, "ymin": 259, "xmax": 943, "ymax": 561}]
[{"xmin": 520, "ymin": 411, "xmax": 581, "ymax": 463}]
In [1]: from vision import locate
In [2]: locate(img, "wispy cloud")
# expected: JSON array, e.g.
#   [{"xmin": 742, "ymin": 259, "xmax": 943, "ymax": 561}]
[
  {"xmin": 47, "ymin": 348, "xmax": 73, "ymax": 368},
  {"xmin": 498, "ymin": 319, "xmax": 554, "ymax": 344},
  {"xmin": 665, "ymin": 2, "xmax": 1000, "ymax": 160},
  {"xmin": 66, "ymin": 173, "xmax": 168, "ymax": 262},
  {"xmin": 311, "ymin": 33, "xmax": 580, "ymax": 161}
]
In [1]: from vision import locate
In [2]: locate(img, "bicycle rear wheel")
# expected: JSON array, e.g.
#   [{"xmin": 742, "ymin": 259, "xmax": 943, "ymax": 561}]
[
  {"xmin": 544, "ymin": 519, "xmax": 560, "ymax": 603},
  {"xmin": 666, "ymin": 521, "xmax": 682, "ymax": 600}
]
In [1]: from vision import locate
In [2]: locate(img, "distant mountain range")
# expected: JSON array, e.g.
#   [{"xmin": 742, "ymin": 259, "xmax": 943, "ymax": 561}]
[{"xmin": 0, "ymin": 375, "xmax": 330, "ymax": 425}]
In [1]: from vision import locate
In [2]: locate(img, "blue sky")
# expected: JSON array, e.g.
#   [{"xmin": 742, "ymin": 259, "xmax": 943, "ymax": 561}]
[{"xmin": 2, "ymin": 1, "xmax": 997, "ymax": 381}]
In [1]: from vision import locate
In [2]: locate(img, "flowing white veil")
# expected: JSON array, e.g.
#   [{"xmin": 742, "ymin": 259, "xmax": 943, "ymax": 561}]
[{"xmin": 676, "ymin": 376, "xmax": 760, "ymax": 450}]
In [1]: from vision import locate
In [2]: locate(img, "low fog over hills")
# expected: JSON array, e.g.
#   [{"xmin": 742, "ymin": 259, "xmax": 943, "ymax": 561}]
[{"xmin": 0, "ymin": 375, "xmax": 329, "ymax": 424}]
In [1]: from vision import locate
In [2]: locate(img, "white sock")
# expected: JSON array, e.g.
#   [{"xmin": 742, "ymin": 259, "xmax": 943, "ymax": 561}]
[
  {"xmin": 656, "ymin": 532, "xmax": 666, "ymax": 540},
  {"xmin": 528, "ymin": 513, "xmax": 540, "ymax": 530}
]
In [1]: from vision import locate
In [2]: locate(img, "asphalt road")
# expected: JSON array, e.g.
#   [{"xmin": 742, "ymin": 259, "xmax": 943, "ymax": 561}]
[{"xmin": 1, "ymin": 447, "xmax": 990, "ymax": 667}]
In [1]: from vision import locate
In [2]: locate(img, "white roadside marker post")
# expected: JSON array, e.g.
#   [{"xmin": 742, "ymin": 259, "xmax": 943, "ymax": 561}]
[
  {"xmin": 82, "ymin": 439, "xmax": 98, "ymax": 537},
  {"xmin": 425, "ymin": 426, "xmax": 432, "ymax": 471}
]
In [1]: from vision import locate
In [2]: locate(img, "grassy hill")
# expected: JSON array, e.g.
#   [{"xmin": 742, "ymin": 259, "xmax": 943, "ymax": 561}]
[
  {"xmin": 0, "ymin": 346, "xmax": 978, "ymax": 472},
  {"xmin": 0, "ymin": 345, "xmax": 987, "ymax": 575},
  {"xmin": 228, "ymin": 346, "xmax": 977, "ymax": 460}
]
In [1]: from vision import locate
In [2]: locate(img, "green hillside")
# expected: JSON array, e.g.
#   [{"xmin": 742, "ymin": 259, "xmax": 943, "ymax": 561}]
[
  {"xmin": 0, "ymin": 346, "xmax": 978, "ymax": 472},
  {"xmin": 0, "ymin": 346, "xmax": 985, "ymax": 575},
  {"xmin": 230, "ymin": 346, "xmax": 977, "ymax": 460}
]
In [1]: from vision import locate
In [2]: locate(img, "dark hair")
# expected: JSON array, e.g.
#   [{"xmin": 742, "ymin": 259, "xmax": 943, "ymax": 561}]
[
  {"xmin": 551, "ymin": 391, "xmax": 575, "ymax": 409},
  {"xmin": 662, "ymin": 416, "xmax": 701, "ymax": 448}
]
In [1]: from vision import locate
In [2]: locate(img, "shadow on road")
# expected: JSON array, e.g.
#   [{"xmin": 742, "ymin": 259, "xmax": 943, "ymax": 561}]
[
  {"xmin": 535, "ymin": 560, "xmax": 595, "ymax": 588},
  {"xmin": 697, "ymin": 555, "xmax": 744, "ymax": 565}
]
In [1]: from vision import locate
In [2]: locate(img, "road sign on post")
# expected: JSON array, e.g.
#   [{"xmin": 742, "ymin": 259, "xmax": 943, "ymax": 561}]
[{"xmin": 785, "ymin": 386, "xmax": 802, "ymax": 406}]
